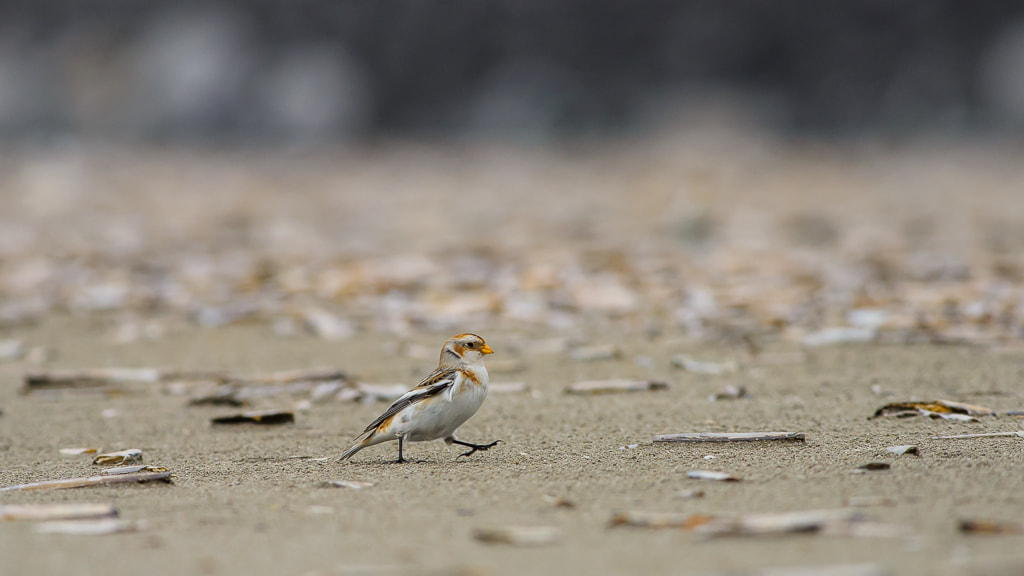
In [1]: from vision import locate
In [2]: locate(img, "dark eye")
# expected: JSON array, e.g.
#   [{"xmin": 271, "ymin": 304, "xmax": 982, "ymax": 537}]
[{"xmin": 466, "ymin": 342, "xmax": 475, "ymax": 348}]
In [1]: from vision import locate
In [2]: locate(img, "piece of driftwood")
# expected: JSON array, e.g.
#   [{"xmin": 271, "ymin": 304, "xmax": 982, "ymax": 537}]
[
  {"xmin": 654, "ymin": 432, "xmax": 805, "ymax": 443},
  {"xmin": 565, "ymin": 380, "xmax": 668, "ymax": 395},
  {"xmin": 0, "ymin": 470, "xmax": 172, "ymax": 492},
  {"xmin": 211, "ymin": 409, "xmax": 295, "ymax": 425},
  {"xmin": 23, "ymin": 367, "xmax": 347, "ymax": 393},
  {"xmin": 0, "ymin": 503, "xmax": 118, "ymax": 521},
  {"xmin": 22, "ymin": 368, "xmax": 163, "ymax": 392}
]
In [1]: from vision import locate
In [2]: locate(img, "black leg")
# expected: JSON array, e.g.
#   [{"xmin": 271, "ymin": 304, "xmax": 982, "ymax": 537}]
[
  {"xmin": 450, "ymin": 439, "xmax": 502, "ymax": 458},
  {"xmin": 396, "ymin": 436, "xmax": 406, "ymax": 464}
]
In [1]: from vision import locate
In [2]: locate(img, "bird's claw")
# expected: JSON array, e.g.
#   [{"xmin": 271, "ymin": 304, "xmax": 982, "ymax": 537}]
[{"xmin": 457, "ymin": 440, "xmax": 502, "ymax": 458}]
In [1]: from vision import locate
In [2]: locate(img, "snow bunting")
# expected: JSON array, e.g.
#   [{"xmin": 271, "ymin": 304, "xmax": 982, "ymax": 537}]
[{"xmin": 340, "ymin": 333, "xmax": 500, "ymax": 463}]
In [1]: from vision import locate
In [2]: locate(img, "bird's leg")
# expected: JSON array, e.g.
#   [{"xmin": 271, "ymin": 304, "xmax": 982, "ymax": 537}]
[
  {"xmin": 449, "ymin": 438, "xmax": 502, "ymax": 458},
  {"xmin": 396, "ymin": 436, "xmax": 406, "ymax": 464}
]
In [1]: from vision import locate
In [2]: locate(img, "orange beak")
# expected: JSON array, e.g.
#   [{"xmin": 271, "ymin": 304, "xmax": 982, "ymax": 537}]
[{"xmin": 480, "ymin": 344, "xmax": 494, "ymax": 355}]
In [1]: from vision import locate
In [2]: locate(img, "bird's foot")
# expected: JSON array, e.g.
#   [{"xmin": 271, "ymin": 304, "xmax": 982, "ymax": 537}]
[{"xmin": 454, "ymin": 440, "xmax": 502, "ymax": 458}]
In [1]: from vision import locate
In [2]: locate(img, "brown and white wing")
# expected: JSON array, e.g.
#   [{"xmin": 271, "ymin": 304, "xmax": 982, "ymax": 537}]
[{"xmin": 356, "ymin": 368, "xmax": 459, "ymax": 438}]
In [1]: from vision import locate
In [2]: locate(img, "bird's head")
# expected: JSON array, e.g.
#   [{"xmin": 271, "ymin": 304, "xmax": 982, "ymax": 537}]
[{"xmin": 440, "ymin": 333, "xmax": 494, "ymax": 367}]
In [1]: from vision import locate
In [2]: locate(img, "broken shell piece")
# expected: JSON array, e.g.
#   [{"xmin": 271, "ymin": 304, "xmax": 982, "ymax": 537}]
[
  {"xmin": 672, "ymin": 356, "xmax": 738, "ymax": 375},
  {"xmin": 610, "ymin": 511, "xmax": 713, "ymax": 529},
  {"xmin": 687, "ymin": 470, "xmax": 740, "ymax": 482},
  {"xmin": 473, "ymin": 526, "xmax": 562, "ymax": 546},
  {"xmin": 34, "ymin": 519, "xmax": 145, "ymax": 536},
  {"xmin": 871, "ymin": 400, "xmax": 993, "ymax": 420},
  {"xmin": 0, "ymin": 503, "xmax": 118, "ymax": 521},
  {"xmin": 709, "ymin": 385, "xmax": 747, "ymax": 402},
  {"xmin": 569, "ymin": 344, "xmax": 622, "ymax": 362},
  {"xmin": 100, "ymin": 465, "xmax": 168, "ymax": 476},
  {"xmin": 654, "ymin": 432, "xmax": 805, "ymax": 443},
  {"xmin": 92, "ymin": 449, "xmax": 143, "ymax": 466},
  {"xmin": 320, "ymin": 480, "xmax": 374, "ymax": 490},
  {"xmin": 0, "ymin": 470, "xmax": 172, "ymax": 492},
  {"xmin": 60, "ymin": 447, "xmax": 100, "ymax": 455},
  {"xmin": 932, "ymin": 399, "xmax": 995, "ymax": 416},
  {"xmin": 565, "ymin": 380, "xmax": 668, "ymax": 395},
  {"xmin": 959, "ymin": 519, "xmax": 1024, "ymax": 535},
  {"xmin": 211, "ymin": 409, "xmax": 295, "ymax": 425},
  {"xmin": 885, "ymin": 445, "xmax": 918, "ymax": 456}
]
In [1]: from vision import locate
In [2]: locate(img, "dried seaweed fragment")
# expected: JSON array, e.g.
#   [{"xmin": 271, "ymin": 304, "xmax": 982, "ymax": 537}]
[
  {"xmin": 959, "ymin": 518, "xmax": 1024, "ymax": 534},
  {"xmin": 565, "ymin": 380, "xmax": 668, "ymax": 395},
  {"xmin": 211, "ymin": 409, "xmax": 295, "ymax": 425}
]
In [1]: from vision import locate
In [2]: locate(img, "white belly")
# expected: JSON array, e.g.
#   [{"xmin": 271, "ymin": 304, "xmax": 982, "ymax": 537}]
[{"xmin": 397, "ymin": 375, "xmax": 488, "ymax": 442}]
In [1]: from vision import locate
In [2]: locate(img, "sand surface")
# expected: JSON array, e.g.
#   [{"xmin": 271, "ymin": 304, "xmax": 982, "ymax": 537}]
[{"xmin": 2, "ymin": 319, "xmax": 1024, "ymax": 576}]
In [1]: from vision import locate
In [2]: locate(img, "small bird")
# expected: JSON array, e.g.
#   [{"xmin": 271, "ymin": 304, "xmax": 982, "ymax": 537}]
[{"xmin": 340, "ymin": 333, "xmax": 501, "ymax": 463}]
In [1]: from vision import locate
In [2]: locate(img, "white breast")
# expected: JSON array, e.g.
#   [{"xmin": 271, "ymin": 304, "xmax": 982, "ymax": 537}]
[{"xmin": 402, "ymin": 365, "xmax": 488, "ymax": 442}]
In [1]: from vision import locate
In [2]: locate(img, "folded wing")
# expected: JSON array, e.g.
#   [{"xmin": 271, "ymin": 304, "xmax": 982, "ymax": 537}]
[{"xmin": 358, "ymin": 368, "xmax": 459, "ymax": 437}]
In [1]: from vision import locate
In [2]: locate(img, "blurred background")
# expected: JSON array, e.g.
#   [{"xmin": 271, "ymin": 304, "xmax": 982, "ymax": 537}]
[
  {"xmin": 1, "ymin": 1, "xmax": 1024, "ymax": 142},
  {"xmin": 1, "ymin": 1, "xmax": 1023, "ymax": 347}
]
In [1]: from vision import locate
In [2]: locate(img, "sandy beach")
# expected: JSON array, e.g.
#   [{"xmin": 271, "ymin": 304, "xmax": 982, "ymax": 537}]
[{"xmin": 1, "ymin": 139, "xmax": 1024, "ymax": 576}]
